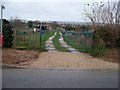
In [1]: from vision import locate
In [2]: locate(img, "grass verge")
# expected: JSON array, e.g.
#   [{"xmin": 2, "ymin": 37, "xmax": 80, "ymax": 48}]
[
  {"xmin": 52, "ymin": 32, "xmax": 68, "ymax": 52},
  {"xmin": 89, "ymin": 45, "xmax": 107, "ymax": 57}
]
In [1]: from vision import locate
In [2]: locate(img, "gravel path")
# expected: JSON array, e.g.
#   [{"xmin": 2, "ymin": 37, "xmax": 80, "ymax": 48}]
[
  {"xmin": 29, "ymin": 51, "xmax": 118, "ymax": 70},
  {"xmin": 46, "ymin": 32, "xmax": 57, "ymax": 51},
  {"xmin": 59, "ymin": 32, "xmax": 79, "ymax": 53}
]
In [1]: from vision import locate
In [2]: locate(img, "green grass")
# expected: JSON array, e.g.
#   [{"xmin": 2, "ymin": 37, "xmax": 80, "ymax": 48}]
[
  {"xmin": 64, "ymin": 36, "xmax": 106, "ymax": 57},
  {"xmin": 52, "ymin": 32, "xmax": 68, "ymax": 52},
  {"xmin": 64, "ymin": 36, "xmax": 91, "ymax": 52},
  {"xmin": 16, "ymin": 33, "xmax": 40, "ymax": 50},
  {"xmin": 89, "ymin": 44, "xmax": 107, "ymax": 57},
  {"xmin": 16, "ymin": 30, "xmax": 55, "ymax": 51},
  {"xmin": 41, "ymin": 31, "xmax": 55, "ymax": 51}
]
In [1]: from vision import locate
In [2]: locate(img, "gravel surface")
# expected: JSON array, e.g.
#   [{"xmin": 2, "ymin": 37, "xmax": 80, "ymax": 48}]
[
  {"xmin": 59, "ymin": 32, "xmax": 79, "ymax": 53},
  {"xmin": 46, "ymin": 32, "xmax": 57, "ymax": 51},
  {"xmin": 2, "ymin": 48, "xmax": 118, "ymax": 70},
  {"xmin": 29, "ymin": 51, "xmax": 118, "ymax": 70}
]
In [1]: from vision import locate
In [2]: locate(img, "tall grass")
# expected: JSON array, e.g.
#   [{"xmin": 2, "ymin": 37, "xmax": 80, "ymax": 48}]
[{"xmin": 52, "ymin": 32, "xmax": 68, "ymax": 52}]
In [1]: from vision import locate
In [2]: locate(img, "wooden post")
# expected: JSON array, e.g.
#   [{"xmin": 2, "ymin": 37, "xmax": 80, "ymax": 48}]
[
  {"xmin": 35, "ymin": 30, "xmax": 37, "ymax": 50},
  {"xmin": 91, "ymin": 32, "xmax": 94, "ymax": 49},
  {"xmin": 30, "ymin": 30, "xmax": 32, "ymax": 50},
  {"xmin": 33, "ymin": 29, "xmax": 37, "ymax": 50},
  {"xmin": 40, "ymin": 31, "xmax": 42, "ymax": 51},
  {"xmin": 27, "ymin": 29, "xmax": 30, "ymax": 50},
  {"xmin": 13, "ymin": 29, "xmax": 16, "ymax": 49}
]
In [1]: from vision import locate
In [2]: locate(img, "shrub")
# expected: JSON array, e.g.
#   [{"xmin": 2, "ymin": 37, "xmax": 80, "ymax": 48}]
[
  {"xmin": 27, "ymin": 21, "xmax": 33, "ymax": 28},
  {"xmin": 89, "ymin": 44, "xmax": 106, "ymax": 57},
  {"xmin": 3, "ymin": 19, "xmax": 13, "ymax": 48}
]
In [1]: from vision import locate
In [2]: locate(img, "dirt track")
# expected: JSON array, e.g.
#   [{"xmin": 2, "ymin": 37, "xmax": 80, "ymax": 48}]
[
  {"xmin": 29, "ymin": 51, "xmax": 118, "ymax": 70},
  {"xmin": 2, "ymin": 49, "xmax": 118, "ymax": 70}
]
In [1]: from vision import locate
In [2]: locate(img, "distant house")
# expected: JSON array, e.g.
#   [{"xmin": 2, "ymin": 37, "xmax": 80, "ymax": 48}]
[
  {"xmin": 46, "ymin": 22, "xmax": 53, "ymax": 30},
  {"xmin": 0, "ymin": 19, "xmax": 10, "ymax": 26},
  {"xmin": 75, "ymin": 25, "xmax": 91, "ymax": 32},
  {"xmin": 33, "ymin": 20, "xmax": 41, "ymax": 29}
]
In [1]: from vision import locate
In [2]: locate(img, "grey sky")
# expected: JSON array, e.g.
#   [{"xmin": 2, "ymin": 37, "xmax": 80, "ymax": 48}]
[{"xmin": 1, "ymin": 0, "xmax": 118, "ymax": 22}]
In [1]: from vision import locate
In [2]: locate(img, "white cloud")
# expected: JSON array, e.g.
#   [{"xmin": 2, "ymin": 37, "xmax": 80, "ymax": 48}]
[
  {"xmin": 2, "ymin": 0, "xmax": 91, "ymax": 2},
  {"xmin": 3, "ymin": 2, "xmax": 86, "ymax": 21},
  {"xmin": 2, "ymin": 0, "xmax": 118, "ymax": 3},
  {"xmin": 1, "ymin": 0, "xmax": 119, "ymax": 21}
]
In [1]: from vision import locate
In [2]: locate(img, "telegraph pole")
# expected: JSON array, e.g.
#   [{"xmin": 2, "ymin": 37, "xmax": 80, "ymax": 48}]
[
  {"xmin": 1, "ymin": 5, "xmax": 5, "ymax": 34},
  {"xmin": 0, "ymin": 5, "xmax": 5, "ymax": 47}
]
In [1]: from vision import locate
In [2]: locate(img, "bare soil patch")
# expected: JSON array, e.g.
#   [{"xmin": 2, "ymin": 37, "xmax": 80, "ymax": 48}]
[
  {"xmin": 99, "ymin": 48, "xmax": 119, "ymax": 63},
  {"xmin": 2, "ymin": 48, "xmax": 39, "ymax": 66},
  {"xmin": 29, "ymin": 51, "xmax": 118, "ymax": 70},
  {"xmin": 2, "ymin": 48, "xmax": 118, "ymax": 70}
]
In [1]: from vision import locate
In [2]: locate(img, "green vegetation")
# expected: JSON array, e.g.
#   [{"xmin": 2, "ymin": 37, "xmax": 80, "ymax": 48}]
[
  {"xmin": 89, "ymin": 44, "xmax": 107, "ymax": 57},
  {"xmin": 27, "ymin": 21, "xmax": 33, "ymax": 28},
  {"xmin": 16, "ymin": 32, "xmax": 40, "ymax": 50},
  {"xmin": 64, "ymin": 36, "xmax": 91, "ymax": 52},
  {"xmin": 41, "ymin": 31, "xmax": 55, "ymax": 51},
  {"xmin": 64, "ymin": 36, "xmax": 106, "ymax": 57},
  {"xmin": 16, "ymin": 30, "xmax": 55, "ymax": 51},
  {"xmin": 52, "ymin": 32, "xmax": 68, "ymax": 52},
  {"xmin": 64, "ymin": 25, "xmax": 76, "ymax": 30},
  {"xmin": 3, "ymin": 19, "xmax": 13, "ymax": 48}
]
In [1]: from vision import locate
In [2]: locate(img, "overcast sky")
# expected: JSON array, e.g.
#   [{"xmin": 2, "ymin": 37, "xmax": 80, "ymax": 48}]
[{"xmin": 1, "ymin": 0, "xmax": 119, "ymax": 22}]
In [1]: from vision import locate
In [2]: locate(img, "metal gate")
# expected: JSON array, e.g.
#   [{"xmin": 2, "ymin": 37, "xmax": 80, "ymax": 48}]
[
  {"xmin": 14, "ymin": 28, "xmax": 94, "ymax": 52},
  {"xmin": 40, "ymin": 30, "xmax": 56, "ymax": 51},
  {"xmin": 41, "ymin": 30, "xmax": 94, "ymax": 52},
  {"xmin": 62, "ymin": 31, "xmax": 94, "ymax": 52}
]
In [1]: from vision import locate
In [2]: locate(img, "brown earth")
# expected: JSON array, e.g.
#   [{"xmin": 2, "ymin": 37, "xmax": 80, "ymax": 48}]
[
  {"xmin": 29, "ymin": 51, "xmax": 118, "ymax": 70},
  {"xmin": 2, "ymin": 48, "xmax": 39, "ymax": 66},
  {"xmin": 1, "ymin": 48, "xmax": 118, "ymax": 70},
  {"xmin": 99, "ymin": 48, "xmax": 119, "ymax": 63}
]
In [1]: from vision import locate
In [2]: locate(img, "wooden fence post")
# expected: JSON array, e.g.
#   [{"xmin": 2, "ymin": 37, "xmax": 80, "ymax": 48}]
[{"xmin": 13, "ymin": 29, "xmax": 16, "ymax": 49}]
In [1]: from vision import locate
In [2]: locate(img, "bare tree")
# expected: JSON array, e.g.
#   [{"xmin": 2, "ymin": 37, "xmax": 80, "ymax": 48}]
[{"xmin": 84, "ymin": 1, "xmax": 120, "ymax": 47}]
